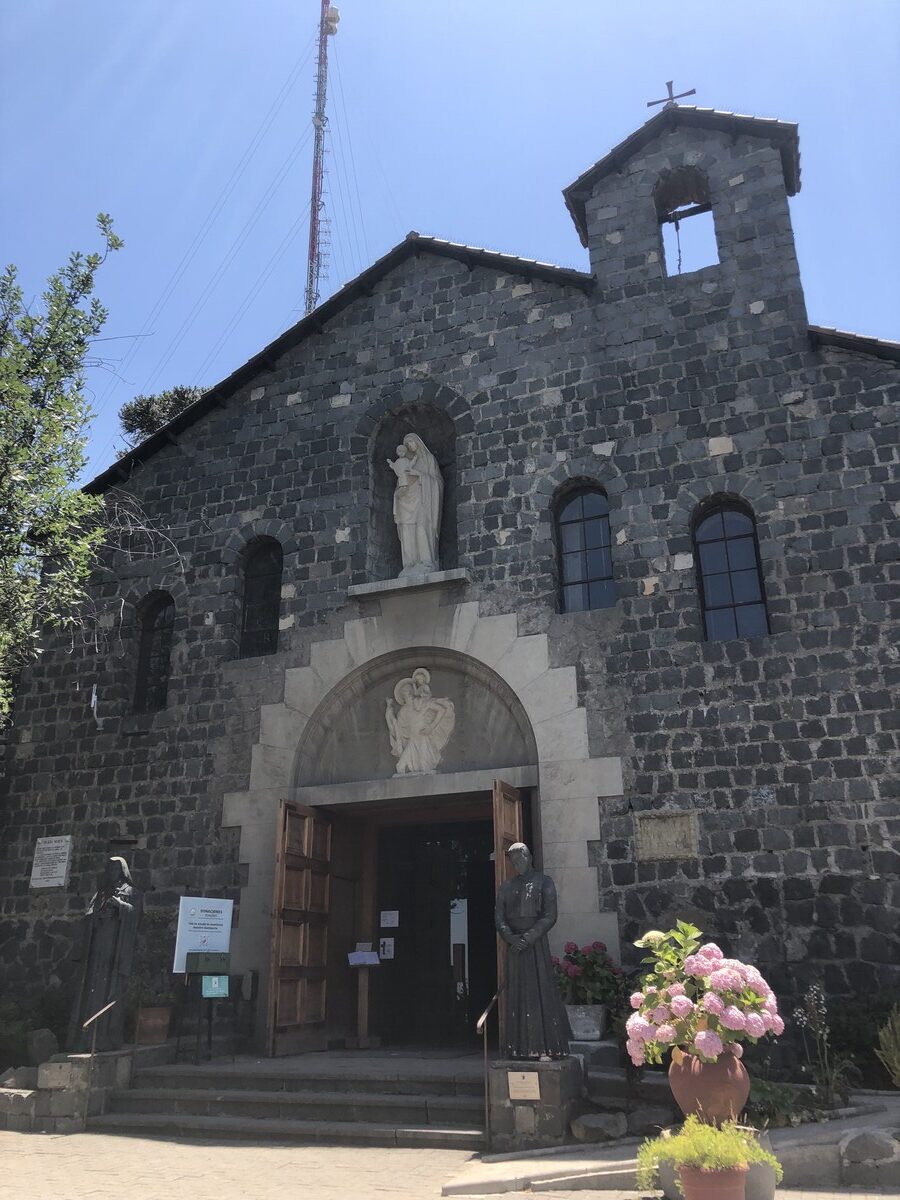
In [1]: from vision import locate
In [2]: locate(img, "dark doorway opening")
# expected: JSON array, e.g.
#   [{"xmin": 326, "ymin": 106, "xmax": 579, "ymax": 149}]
[{"xmin": 374, "ymin": 820, "xmax": 496, "ymax": 1048}]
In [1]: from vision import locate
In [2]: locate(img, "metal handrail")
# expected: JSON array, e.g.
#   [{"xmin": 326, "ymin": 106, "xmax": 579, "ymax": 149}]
[
  {"xmin": 476, "ymin": 987, "xmax": 503, "ymax": 1153},
  {"xmin": 81, "ymin": 998, "xmax": 119, "ymax": 1127}
]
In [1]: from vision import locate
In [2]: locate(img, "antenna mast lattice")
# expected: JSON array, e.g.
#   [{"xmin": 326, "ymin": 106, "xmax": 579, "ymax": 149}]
[{"xmin": 304, "ymin": 1, "xmax": 340, "ymax": 315}]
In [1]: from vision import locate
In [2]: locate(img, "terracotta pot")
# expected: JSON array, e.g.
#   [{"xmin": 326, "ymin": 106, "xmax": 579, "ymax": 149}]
[
  {"xmin": 668, "ymin": 1049, "xmax": 750, "ymax": 1124},
  {"xmin": 134, "ymin": 1005, "xmax": 171, "ymax": 1045},
  {"xmin": 659, "ymin": 1131, "xmax": 775, "ymax": 1200},
  {"xmin": 678, "ymin": 1164, "xmax": 748, "ymax": 1200}
]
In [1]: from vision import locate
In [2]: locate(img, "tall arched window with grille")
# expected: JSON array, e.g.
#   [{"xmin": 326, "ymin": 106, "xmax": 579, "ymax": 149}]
[
  {"xmin": 556, "ymin": 486, "xmax": 615, "ymax": 612},
  {"xmin": 134, "ymin": 592, "xmax": 175, "ymax": 713},
  {"xmin": 693, "ymin": 501, "xmax": 770, "ymax": 641},
  {"xmin": 239, "ymin": 538, "xmax": 283, "ymax": 657}
]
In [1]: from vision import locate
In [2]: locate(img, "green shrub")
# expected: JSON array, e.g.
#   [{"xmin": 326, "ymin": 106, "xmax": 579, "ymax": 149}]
[
  {"xmin": 875, "ymin": 1006, "xmax": 900, "ymax": 1089},
  {"xmin": 636, "ymin": 1115, "xmax": 783, "ymax": 1191},
  {"xmin": 746, "ymin": 1078, "xmax": 824, "ymax": 1128}
]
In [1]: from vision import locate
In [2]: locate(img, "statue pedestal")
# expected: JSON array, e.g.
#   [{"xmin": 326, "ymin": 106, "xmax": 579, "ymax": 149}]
[{"xmin": 487, "ymin": 1056, "xmax": 582, "ymax": 1152}]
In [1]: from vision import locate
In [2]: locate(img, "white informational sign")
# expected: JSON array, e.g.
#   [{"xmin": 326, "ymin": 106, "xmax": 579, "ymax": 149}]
[
  {"xmin": 507, "ymin": 1071, "xmax": 541, "ymax": 1101},
  {"xmin": 348, "ymin": 951, "xmax": 380, "ymax": 967},
  {"xmin": 379, "ymin": 936, "xmax": 395, "ymax": 961},
  {"xmin": 172, "ymin": 897, "xmax": 233, "ymax": 973},
  {"xmin": 29, "ymin": 836, "xmax": 73, "ymax": 889},
  {"xmin": 380, "ymin": 910, "xmax": 399, "ymax": 928}
]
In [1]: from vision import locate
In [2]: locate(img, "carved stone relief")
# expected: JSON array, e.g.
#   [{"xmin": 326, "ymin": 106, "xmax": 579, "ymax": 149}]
[{"xmin": 384, "ymin": 667, "xmax": 455, "ymax": 775}]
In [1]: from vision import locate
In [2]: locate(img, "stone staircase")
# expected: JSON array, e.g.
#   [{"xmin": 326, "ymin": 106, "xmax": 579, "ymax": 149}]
[{"xmin": 89, "ymin": 1050, "xmax": 485, "ymax": 1150}]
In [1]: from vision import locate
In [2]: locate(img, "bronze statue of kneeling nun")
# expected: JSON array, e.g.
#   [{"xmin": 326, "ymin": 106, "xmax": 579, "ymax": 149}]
[{"xmin": 494, "ymin": 842, "xmax": 572, "ymax": 1059}]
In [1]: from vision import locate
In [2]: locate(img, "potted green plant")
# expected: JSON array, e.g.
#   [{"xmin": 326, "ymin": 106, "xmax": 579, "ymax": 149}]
[
  {"xmin": 637, "ymin": 1114, "xmax": 783, "ymax": 1200},
  {"xmin": 129, "ymin": 906, "xmax": 177, "ymax": 1045},
  {"xmin": 553, "ymin": 940, "xmax": 624, "ymax": 1041}
]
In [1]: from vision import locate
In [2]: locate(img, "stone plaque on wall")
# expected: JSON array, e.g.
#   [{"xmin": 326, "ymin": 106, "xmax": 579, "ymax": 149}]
[
  {"xmin": 634, "ymin": 811, "xmax": 698, "ymax": 861},
  {"xmin": 29, "ymin": 835, "xmax": 73, "ymax": 888}
]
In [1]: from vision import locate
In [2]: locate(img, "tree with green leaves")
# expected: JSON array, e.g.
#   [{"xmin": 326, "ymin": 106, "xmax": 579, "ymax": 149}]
[
  {"xmin": 118, "ymin": 384, "xmax": 203, "ymax": 451},
  {"xmin": 0, "ymin": 215, "xmax": 122, "ymax": 718}
]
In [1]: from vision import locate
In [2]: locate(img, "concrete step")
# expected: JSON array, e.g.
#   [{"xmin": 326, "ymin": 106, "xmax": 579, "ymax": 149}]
[
  {"xmin": 585, "ymin": 1067, "xmax": 677, "ymax": 1112},
  {"xmin": 132, "ymin": 1066, "xmax": 483, "ymax": 1098},
  {"xmin": 89, "ymin": 1109, "xmax": 485, "ymax": 1150},
  {"xmin": 108, "ymin": 1085, "xmax": 484, "ymax": 1127}
]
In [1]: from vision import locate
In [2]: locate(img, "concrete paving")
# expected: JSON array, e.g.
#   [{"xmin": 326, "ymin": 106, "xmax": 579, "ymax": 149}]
[{"xmin": 4, "ymin": 1131, "xmax": 899, "ymax": 1200}]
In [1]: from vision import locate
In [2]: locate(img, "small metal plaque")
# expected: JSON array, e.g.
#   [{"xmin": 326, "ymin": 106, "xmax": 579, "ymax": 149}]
[
  {"xmin": 635, "ymin": 811, "xmax": 699, "ymax": 861},
  {"xmin": 507, "ymin": 1071, "xmax": 541, "ymax": 1101},
  {"xmin": 185, "ymin": 951, "xmax": 230, "ymax": 974}
]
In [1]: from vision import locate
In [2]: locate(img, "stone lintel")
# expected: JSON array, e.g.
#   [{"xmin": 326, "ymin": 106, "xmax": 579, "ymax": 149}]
[
  {"xmin": 347, "ymin": 567, "xmax": 472, "ymax": 599},
  {"xmin": 293, "ymin": 764, "xmax": 538, "ymax": 807}
]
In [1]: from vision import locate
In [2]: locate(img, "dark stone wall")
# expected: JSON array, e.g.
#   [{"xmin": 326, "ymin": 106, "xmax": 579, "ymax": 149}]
[{"xmin": 1, "ymin": 121, "xmax": 897, "ymax": 1013}]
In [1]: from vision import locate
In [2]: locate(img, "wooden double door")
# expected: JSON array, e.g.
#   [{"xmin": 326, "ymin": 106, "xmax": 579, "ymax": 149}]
[{"xmin": 267, "ymin": 780, "xmax": 524, "ymax": 1055}]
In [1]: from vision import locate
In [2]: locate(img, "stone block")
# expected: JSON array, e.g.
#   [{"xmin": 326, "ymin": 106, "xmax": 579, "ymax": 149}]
[
  {"xmin": 571, "ymin": 1110, "xmax": 628, "ymax": 1142},
  {"xmin": 488, "ymin": 1056, "xmax": 582, "ymax": 1151},
  {"xmin": 26, "ymin": 1027, "xmax": 59, "ymax": 1066},
  {"xmin": 37, "ymin": 1061, "xmax": 75, "ymax": 1090},
  {"xmin": 626, "ymin": 1104, "xmax": 677, "ymax": 1135}
]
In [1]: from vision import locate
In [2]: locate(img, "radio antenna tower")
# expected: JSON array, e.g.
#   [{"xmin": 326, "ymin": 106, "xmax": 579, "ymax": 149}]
[{"xmin": 304, "ymin": 1, "xmax": 340, "ymax": 315}]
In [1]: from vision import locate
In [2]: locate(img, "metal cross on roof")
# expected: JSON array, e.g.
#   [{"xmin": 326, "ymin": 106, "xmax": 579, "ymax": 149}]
[{"xmin": 647, "ymin": 80, "xmax": 697, "ymax": 111}]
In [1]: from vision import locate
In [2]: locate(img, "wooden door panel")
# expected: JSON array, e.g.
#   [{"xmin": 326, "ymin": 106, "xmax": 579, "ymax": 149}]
[{"xmin": 268, "ymin": 800, "xmax": 333, "ymax": 1055}]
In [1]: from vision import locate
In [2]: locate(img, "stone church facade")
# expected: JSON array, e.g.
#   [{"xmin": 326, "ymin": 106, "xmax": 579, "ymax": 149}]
[{"xmin": 2, "ymin": 106, "xmax": 898, "ymax": 1048}]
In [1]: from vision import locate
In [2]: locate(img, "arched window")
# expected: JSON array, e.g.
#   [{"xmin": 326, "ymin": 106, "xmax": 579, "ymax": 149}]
[
  {"xmin": 694, "ymin": 502, "xmax": 770, "ymax": 641},
  {"xmin": 556, "ymin": 486, "xmax": 615, "ymax": 612},
  {"xmin": 134, "ymin": 592, "xmax": 175, "ymax": 713},
  {"xmin": 240, "ymin": 538, "xmax": 283, "ymax": 657}
]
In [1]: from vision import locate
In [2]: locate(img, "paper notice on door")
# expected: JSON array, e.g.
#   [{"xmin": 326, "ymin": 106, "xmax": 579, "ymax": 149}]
[
  {"xmin": 379, "ymin": 937, "xmax": 395, "ymax": 960},
  {"xmin": 379, "ymin": 910, "xmax": 399, "ymax": 928}
]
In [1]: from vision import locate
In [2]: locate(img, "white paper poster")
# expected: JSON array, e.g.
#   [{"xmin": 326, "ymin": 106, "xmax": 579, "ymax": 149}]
[{"xmin": 172, "ymin": 897, "xmax": 233, "ymax": 973}]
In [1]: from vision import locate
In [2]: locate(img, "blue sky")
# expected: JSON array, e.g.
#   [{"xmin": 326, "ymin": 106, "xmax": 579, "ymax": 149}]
[{"xmin": 2, "ymin": 1, "xmax": 898, "ymax": 482}]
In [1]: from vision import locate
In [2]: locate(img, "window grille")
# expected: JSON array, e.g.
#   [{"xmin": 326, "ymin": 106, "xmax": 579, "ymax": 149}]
[
  {"xmin": 557, "ymin": 487, "xmax": 615, "ymax": 612},
  {"xmin": 694, "ymin": 504, "xmax": 770, "ymax": 641},
  {"xmin": 134, "ymin": 593, "xmax": 175, "ymax": 712},
  {"xmin": 240, "ymin": 539, "xmax": 283, "ymax": 657}
]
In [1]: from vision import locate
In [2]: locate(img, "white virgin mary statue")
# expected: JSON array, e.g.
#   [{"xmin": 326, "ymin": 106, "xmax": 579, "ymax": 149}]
[{"xmin": 387, "ymin": 433, "xmax": 443, "ymax": 577}]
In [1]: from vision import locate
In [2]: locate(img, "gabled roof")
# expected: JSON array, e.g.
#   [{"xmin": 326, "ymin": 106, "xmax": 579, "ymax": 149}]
[
  {"xmin": 563, "ymin": 106, "xmax": 802, "ymax": 247},
  {"xmin": 85, "ymin": 233, "xmax": 594, "ymax": 495}
]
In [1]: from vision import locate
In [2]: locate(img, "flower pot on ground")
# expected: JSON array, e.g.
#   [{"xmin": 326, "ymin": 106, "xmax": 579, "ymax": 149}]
[
  {"xmin": 624, "ymin": 923, "xmax": 785, "ymax": 1121},
  {"xmin": 134, "ymin": 1004, "xmax": 171, "ymax": 1045},
  {"xmin": 668, "ymin": 1045, "xmax": 750, "ymax": 1123},
  {"xmin": 637, "ymin": 1114, "xmax": 782, "ymax": 1200},
  {"xmin": 553, "ymin": 939, "xmax": 624, "ymax": 1043},
  {"xmin": 657, "ymin": 1128, "xmax": 778, "ymax": 1200},
  {"xmin": 566, "ymin": 1003, "xmax": 607, "ymax": 1041}
]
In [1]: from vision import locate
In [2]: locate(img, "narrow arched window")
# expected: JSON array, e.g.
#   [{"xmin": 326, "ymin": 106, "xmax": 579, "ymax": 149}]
[
  {"xmin": 134, "ymin": 592, "xmax": 175, "ymax": 713},
  {"xmin": 240, "ymin": 538, "xmax": 283, "ymax": 657},
  {"xmin": 694, "ymin": 502, "xmax": 770, "ymax": 641},
  {"xmin": 556, "ymin": 486, "xmax": 615, "ymax": 612}
]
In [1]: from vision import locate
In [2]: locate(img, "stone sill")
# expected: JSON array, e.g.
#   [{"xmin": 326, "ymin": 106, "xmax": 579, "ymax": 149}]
[{"xmin": 348, "ymin": 567, "xmax": 472, "ymax": 599}]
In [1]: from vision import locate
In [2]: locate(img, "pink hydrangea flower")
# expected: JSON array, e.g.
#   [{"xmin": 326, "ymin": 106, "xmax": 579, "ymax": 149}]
[
  {"xmin": 564, "ymin": 941, "xmax": 578, "ymax": 954},
  {"xmin": 652, "ymin": 1005, "xmax": 670, "ymax": 1024},
  {"xmin": 630, "ymin": 992, "xmax": 644, "ymax": 1010},
  {"xmin": 708, "ymin": 967, "xmax": 744, "ymax": 993},
  {"xmin": 684, "ymin": 954, "xmax": 713, "ymax": 977},
  {"xmin": 744, "ymin": 1013, "xmax": 766, "ymax": 1039},
  {"xmin": 670, "ymin": 994, "xmax": 694, "ymax": 1019},
  {"xmin": 702, "ymin": 992, "xmax": 725, "ymax": 1016},
  {"xmin": 626, "ymin": 1039, "xmax": 645, "ymax": 1066},
  {"xmin": 763, "ymin": 994, "xmax": 779, "ymax": 1013},
  {"xmin": 698, "ymin": 943, "xmax": 724, "ymax": 960},
  {"xmin": 668, "ymin": 982, "xmax": 686, "ymax": 997},
  {"xmin": 724, "ymin": 1042, "xmax": 744, "ymax": 1059},
  {"xmin": 592, "ymin": 941, "xmax": 607, "ymax": 952},
  {"xmin": 720, "ymin": 1005, "xmax": 747, "ymax": 1031},
  {"xmin": 626, "ymin": 1014, "xmax": 652, "ymax": 1042},
  {"xmin": 693, "ymin": 1030, "xmax": 724, "ymax": 1060},
  {"xmin": 771, "ymin": 1014, "xmax": 785, "ymax": 1036},
  {"xmin": 654, "ymin": 1023, "xmax": 677, "ymax": 1044}
]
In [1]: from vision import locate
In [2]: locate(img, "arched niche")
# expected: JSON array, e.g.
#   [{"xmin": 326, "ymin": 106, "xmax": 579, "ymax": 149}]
[
  {"xmin": 293, "ymin": 648, "xmax": 537, "ymax": 787},
  {"xmin": 368, "ymin": 405, "xmax": 457, "ymax": 581}
]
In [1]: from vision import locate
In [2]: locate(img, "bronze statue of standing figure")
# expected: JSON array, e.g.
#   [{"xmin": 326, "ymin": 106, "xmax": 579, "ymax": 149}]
[
  {"xmin": 67, "ymin": 856, "xmax": 141, "ymax": 1051},
  {"xmin": 494, "ymin": 843, "xmax": 571, "ymax": 1059}
]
